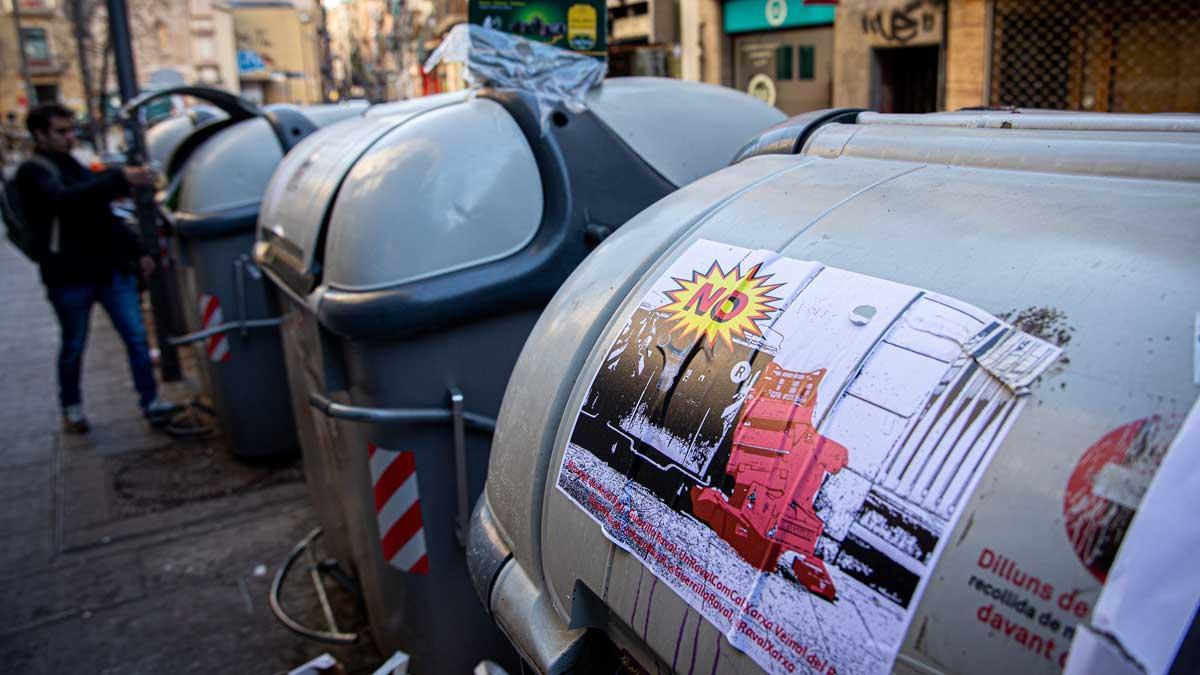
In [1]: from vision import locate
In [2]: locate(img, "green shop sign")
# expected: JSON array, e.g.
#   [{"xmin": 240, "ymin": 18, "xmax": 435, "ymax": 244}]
[
  {"xmin": 724, "ymin": 0, "xmax": 835, "ymax": 34},
  {"xmin": 469, "ymin": 0, "xmax": 607, "ymax": 57}
]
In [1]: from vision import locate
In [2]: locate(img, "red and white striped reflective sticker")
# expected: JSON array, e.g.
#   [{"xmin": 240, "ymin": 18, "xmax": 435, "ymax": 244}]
[
  {"xmin": 369, "ymin": 444, "xmax": 429, "ymax": 574},
  {"xmin": 197, "ymin": 293, "xmax": 231, "ymax": 363}
]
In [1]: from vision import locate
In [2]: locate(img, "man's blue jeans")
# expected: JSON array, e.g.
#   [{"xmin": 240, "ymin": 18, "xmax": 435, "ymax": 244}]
[{"xmin": 47, "ymin": 272, "xmax": 158, "ymax": 410}]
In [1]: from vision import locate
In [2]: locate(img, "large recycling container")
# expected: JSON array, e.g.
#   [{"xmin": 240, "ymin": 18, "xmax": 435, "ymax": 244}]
[
  {"xmin": 466, "ymin": 109, "xmax": 1200, "ymax": 674},
  {"xmin": 254, "ymin": 78, "xmax": 785, "ymax": 672},
  {"xmin": 255, "ymin": 91, "xmax": 474, "ymax": 573},
  {"xmin": 146, "ymin": 106, "xmax": 227, "ymax": 338},
  {"xmin": 165, "ymin": 101, "xmax": 366, "ymax": 458},
  {"xmin": 145, "ymin": 105, "xmax": 225, "ymax": 169}
]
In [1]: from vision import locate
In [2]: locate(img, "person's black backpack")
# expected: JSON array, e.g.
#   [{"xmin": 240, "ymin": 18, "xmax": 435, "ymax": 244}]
[{"xmin": 1, "ymin": 155, "xmax": 59, "ymax": 262}]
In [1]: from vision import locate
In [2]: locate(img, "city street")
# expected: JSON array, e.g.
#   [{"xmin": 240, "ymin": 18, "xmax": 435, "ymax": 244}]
[
  {"xmin": 0, "ymin": 0, "xmax": 1196, "ymax": 671},
  {"xmin": 0, "ymin": 242, "xmax": 379, "ymax": 674}
]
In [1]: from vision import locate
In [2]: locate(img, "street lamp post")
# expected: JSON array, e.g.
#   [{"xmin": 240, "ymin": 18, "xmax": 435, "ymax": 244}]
[{"xmin": 104, "ymin": 0, "xmax": 183, "ymax": 382}]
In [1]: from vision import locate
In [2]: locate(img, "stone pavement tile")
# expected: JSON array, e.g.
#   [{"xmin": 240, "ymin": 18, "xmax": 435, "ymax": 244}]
[
  {"xmin": 0, "ymin": 492, "xmax": 52, "ymax": 536},
  {"xmin": 0, "ymin": 393, "xmax": 57, "ymax": 422},
  {"xmin": 61, "ymin": 483, "xmax": 308, "ymax": 553},
  {"xmin": 57, "ymin": 416, "xmax": 171, "ymax": 458},
  {"xmin": 0, "ymin": 551, "xmax": 144, "ymax": 634},
  {"xmin": 54, "ymin": 424, "xmax": 305, "ymax": 548},
  {"xmin": 1, "ymin": 408, "xmax": 50, "ymax": 437},
  {"xmin": 0, "ymin": 632, "xmax": 48, "ymax": 673},
  {"xmin": 0, "ymin": 462, "xmax": 51, "ymax": 501},
  {"xmin": 138, "ymin": 506, "xmax": 313, "ymax": 591},
  {"xmin": 0, "ymin": 366, "xmax": 56, "ymax": 391},
  {"xmin": 0, "ymin": 410, "xmax": 57, "ymax": 440},
  {"xmin": 133, "ymin": 511, "xmax": 378, "ymax": 674},
  {"xmin": 0, "ymin": 443, "xmax": 53, "ymax": 469},
  {"xmin": 0, "ymin": 530, "xmax": 55, "ymax": 578},
  {"xmin": 0, "ymin": 423, "xmax": 55, "ymax": 460},
  {"xmin": 35, "ymin": 577, "xmax": 376, "ymax": 675}
]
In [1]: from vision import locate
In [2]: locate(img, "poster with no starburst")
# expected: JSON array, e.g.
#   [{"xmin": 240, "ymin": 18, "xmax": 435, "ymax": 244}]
[{"xmin": 556, "ymin": 238, "xmax": 1063, "ymax": 674}]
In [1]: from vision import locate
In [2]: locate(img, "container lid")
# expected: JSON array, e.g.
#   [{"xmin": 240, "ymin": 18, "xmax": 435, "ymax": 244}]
[
  {"xmin": 175, "ymin": 117, "xmax": 283, "ymax": 214},
  {"xmin": 321, "ymin": 97, "xmax": 542, "ymax": 291},
  {"xmin": 146, "ymin": 106, "xmax": 226, "ymax": 169},
  {"xmin": 174, "ymin": 102, "xmax": 367, "ymax": 216},
  {"xmin": 364, "ymin": 91, "xmax": 470, "ymax": 118},
  {"xmin": 856, "ymin": 109, "xmax": 1200, "ymax": 132},
  {"xmin": 256, "ymin": 93, "xmax": 471, "ymax": 291},
  {"xmin": 584, "ymin": 77, "xmax": 785, "ymax": 186}
]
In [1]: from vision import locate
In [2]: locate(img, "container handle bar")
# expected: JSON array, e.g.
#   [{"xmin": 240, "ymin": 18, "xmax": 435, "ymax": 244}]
[
  {"xmin": 168, "ymin": 318, "xmax": 282, "ymax": 346},
  {"xmin": 268, "ymin": 527, "xmax": 359, "ymax": 645},
  {"xmin": 117, "ymin": 85, "xmax": 262, "ymax": 124},
  {"xmin": 307, "ymin": 392, "xmax": 497, "ymax": 433}
]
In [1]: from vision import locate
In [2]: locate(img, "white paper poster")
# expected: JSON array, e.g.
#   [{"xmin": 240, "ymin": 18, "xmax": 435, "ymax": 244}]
[{"xmin": 556, "ymin": 239, "xmax": 1062, "ymax": 674}]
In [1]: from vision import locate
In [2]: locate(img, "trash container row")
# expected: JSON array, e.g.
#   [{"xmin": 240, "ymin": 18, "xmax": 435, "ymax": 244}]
[
  {"xmin": 147, "ymin": 79, "xmax": 1198, "ymax": 675},
  {"xmin": 145, "ymin": 90, "xmax": 369, "ymax": 459},
  {"xmin": 253, "ymin": 77, "xmax": 785, "ymax": 673}
]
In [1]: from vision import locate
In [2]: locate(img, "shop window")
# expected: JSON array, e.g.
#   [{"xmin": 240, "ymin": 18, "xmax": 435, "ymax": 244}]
[
  {"xmin": 194, "ymin": 36, "xmax": 216, "ymax": 62},
  {"xmin": 775, "ymin": 45, "xmax": 794, "ymax": 80},
  {"xmin": 22, "ymin": 28, "xmax": 51, "ymax": 67},
  {"xmin": 798, "ymin": 45, "xmax": 815, "ymax": 80}
]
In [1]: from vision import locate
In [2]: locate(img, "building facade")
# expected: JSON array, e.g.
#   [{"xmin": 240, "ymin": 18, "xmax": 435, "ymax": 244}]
[
  {"xmin": 1, "ymin": 0, "xmax": 328, "ymax": 125},
  {"xmin": 724, "ymin": 0, "xmax": 834, "ymax": 114},
  {"xmin": 7, "ymin": 0, "xmax": 1199, "ymax": 133},
  {"xmin": 684, "ymin": 0, "xmax": 1200, "ymax": 116},
  {"xmin": 832, "ymin": 0, "xmax": 942, "ymax": 112},
  {"xmin": 231, "ymin": 0, "xmax": 324, "ymax": 104},
  {"xmin": 607, "ymin": 0, "xmax": 677, "ymax": 77},
  {"xmin": 190, "ymin": 0, "xmax": 241, "ymax": 92},
  {"xmin": 2, "ymin": 0, "xmax": 88, "ymax": 117}
]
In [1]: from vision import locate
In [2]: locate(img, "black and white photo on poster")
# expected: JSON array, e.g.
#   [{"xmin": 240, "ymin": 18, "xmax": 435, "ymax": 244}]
[{"xmin": 557, "ymin": 239, "xmax": 1063, "ymax": 674}]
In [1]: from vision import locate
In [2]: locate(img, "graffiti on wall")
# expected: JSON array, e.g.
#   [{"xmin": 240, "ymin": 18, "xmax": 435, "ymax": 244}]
[{"xmin": 860, "ymin": 0, "xmax": 941, "ymax": 44}]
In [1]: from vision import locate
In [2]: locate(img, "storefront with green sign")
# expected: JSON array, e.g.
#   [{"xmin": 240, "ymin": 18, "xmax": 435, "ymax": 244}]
[
  {"xmin": 724, "ymin": 0, "xmax": 835, "ymax": 114},
  {"xmin": 469, "ymin": 0, "xmax": 608, "ymax": 57}
]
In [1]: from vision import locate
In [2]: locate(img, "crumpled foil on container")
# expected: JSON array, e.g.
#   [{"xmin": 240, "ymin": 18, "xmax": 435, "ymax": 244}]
[{"xmin": 423, "ymin": 24, "xmax": 607, "ymax": 134}]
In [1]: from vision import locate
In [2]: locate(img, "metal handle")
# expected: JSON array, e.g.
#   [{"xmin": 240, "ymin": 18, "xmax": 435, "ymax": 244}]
[
  {"xmin": 117, "ymin": 85, "xmax": 262, "ymax": 123},
  {"xmin": 234, "ymin": 256, "xmax": 248, "ymax": 337},
  {"xmin": 451, "ymin": 388, "xmax": 470, "ymax": 546},
  {"xmin": 168, "ymin": 318, "xmax": 282, "ymax": 346},
  {"xmin": 307, "ymin": 392, "xmax": 497, "ymax": 433},
  {"xmin": 268, "ymin": 527, "xmax": 359, "ymax": 645},
  {"xmin": 309, "ymin": 388, "xmax": 496, "ymax": 551}
]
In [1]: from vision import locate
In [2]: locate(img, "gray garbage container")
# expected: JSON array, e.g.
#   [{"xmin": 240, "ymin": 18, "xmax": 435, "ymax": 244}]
[
  {"xmin": 467, "ymin": 109, "xmax": 1200, "ymax": 675},
  {"xmin": 162, "ymin": 100, "xmax": 367, "ymax": 458},
  {"xmin": 145, "ymin": 105, "xmax": 226, "ymax": 169},
  {"xmin": 255, "ymin": 78, "xmax": 785, "ymax": 672},
  {"xmin": 145, "ymin": 106, "xmax": 228, "ymax": 338},
  {"xmin": 256, "ymin": 91, "xmax": 474, "ymax": 575}
]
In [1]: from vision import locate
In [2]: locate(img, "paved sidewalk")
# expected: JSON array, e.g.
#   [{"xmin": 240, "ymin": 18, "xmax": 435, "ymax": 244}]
[{"xmin": 0, "ymin": 242, "xmax": 379, "ymax": 674}]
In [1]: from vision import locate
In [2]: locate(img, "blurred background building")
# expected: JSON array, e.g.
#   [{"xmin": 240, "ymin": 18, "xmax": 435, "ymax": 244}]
[
  {"xmin": 230, "ymin": 0, "xmax": 324, "ymax": 103},
  {"xmin": 3, "ymin": 0, "xmax": 1199, "ymax": 142}
]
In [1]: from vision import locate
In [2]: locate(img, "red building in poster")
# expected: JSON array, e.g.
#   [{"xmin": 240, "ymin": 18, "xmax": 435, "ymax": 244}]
[{"xmin": 691, "ymin": 363, "xmax": 848, "ymax": 600}]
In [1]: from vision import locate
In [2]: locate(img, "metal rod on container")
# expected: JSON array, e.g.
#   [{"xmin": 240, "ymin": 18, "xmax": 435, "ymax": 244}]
[{"xmin": 105, "ymin": 0, "xmax": 182, "ymax": 381}]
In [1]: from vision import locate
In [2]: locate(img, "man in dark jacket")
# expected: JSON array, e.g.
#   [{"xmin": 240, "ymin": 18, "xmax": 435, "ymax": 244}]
[{"xmin": 18, "ymin": 103, "xmax": 179, "ymax": 433}]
